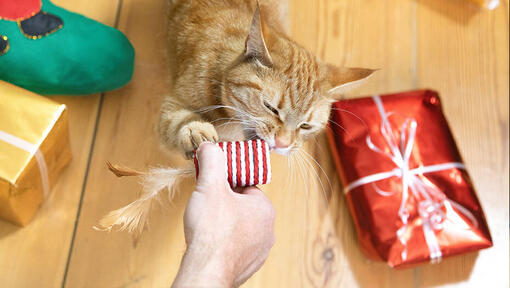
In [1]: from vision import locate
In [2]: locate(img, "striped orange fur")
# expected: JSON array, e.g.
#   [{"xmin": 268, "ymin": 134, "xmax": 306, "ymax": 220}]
[{"xmin": 159, "ymin": 0, "xmax": 375, "ymax": 157}]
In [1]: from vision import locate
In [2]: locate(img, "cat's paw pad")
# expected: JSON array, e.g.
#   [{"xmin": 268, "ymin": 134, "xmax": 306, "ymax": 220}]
[{"xmin": 177, "ymin": 121, "xmax": 219, "ymax": 159}]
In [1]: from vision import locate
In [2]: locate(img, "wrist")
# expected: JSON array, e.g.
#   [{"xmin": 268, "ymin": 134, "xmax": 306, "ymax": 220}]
[{"xmin": 172, "ymin": 244, "xmax": 233, "ymax": 287}]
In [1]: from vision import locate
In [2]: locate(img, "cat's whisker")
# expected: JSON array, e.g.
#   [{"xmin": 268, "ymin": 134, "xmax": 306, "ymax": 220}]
[
  {"xmin": 328, "ymin": 119, "xmax": 347, "ymax": 133},
  {"xmin": 284, "ymin": 153, "xmax": 291, "ymax": 193},
  {"xmin": 294, "ymin": 151, "xmax": 311, "ymax": 251},
  {"xmin": 310, "ymin": 135, "xmax": 326, "ymax": 154},
  {"xmin": 300, "ymin": 152, "xmax": 311, "ymax": 201},
  {"xmin": 216, "ymin": 120, "xmax": 256, "ymax": 129},
  {"xmin": 228, "ymin": 108, "xmax": 266, "ymax": 127},
  {"xmin": 234, "ymin": 115, "xmax": 264, "ymax": 125},
  {"xmin": 297, "ymin": 149, "xmax": 329, "ymax": 206},
  {"xmin": 213, "ymin": 116, "xmax": 252, "ymax": 125},
  {"xmin": 330, "ymin": 107, "xmax": 368, "ymax": 129},
  {"xmin": 298, "ymin": 150, "xmax": 315, "ymax": 200},
  {"xmin": 293, "ymin": 154, "xmax": 309, "ymax": 202},
  {"xmin": 193, "ymin": 105, "xmax": 230, "ymax": 114},
  {"xmin": 196, "ymin": 105, "xmax": 264, "ymax": 125},
  {"xmin": 215, "ymin": 119, "xmax": 248, "ymax": 126},
  {"xmin": 294, "ymin": 151, "xmax": 310, "ymax": 201},
  {"xmin": 233, "ymin": 112, "xmax": 264, "ymax": 126},
  {"xmin": 293, "ymin": 153, "xmax": 304, "ymax": 195},
  {"xmin": 289, "ymin": 153, "xmax": 300, "ymax": 205},
  {"xmin": 212, "ymin": 116, "xmax": 262, "ymax": 138},
  {"xmin": 300, "ymin": 148, "xmax": 332, "ymax": 203},
  {"xmin": 210, "ymin": 117, "xmax": 245, "ymax": 124}
]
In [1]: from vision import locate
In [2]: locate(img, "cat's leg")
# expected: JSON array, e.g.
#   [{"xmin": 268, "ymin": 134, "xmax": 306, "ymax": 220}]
[{"xmin": 159, "ymin": 98, "xmax": 218, "ymax": 159}]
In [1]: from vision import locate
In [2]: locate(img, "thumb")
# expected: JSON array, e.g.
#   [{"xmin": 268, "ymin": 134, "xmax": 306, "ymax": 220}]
[
  {"xmin": 195, "ymin": 142, "xmax": 228, "ymax": 190},
  {"xmin": 234, "ymin": 186, "xmax": 264, "ymax": 196}
]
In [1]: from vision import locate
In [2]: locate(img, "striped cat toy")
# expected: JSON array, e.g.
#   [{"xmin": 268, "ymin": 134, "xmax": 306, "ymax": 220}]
[
  {"xmin": 97, "ymin": 139, "xmax": 272, "ymax": 235},
  {"xmin": 194, "ymin": 139, "xmax": 271, "ymax": 187}
]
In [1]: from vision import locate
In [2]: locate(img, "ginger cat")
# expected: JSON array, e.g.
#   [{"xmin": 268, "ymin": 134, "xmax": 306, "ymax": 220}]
[
  {"xmin": 160, "ymin": 0, "xmax": 375, "ymax": 158},
  {"xmin": 98, "ymin": 0, "xmax": 376, "ymax": 234}
]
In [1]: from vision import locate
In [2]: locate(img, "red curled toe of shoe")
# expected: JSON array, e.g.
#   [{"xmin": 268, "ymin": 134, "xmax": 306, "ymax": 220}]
[{"xmin": 0, "ymin": 0, "xmax": 42, "ymax": 21}]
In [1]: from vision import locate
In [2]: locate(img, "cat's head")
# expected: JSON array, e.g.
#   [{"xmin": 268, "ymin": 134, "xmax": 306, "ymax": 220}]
[{"xmin": 220, "ymin": 5, "xmax": 375, "ymax": 155}]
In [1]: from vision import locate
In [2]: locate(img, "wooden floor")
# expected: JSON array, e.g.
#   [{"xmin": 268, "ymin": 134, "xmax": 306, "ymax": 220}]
[{"xmin": 0, "ymin": 0, "xmax": 508, "ymax": 287}]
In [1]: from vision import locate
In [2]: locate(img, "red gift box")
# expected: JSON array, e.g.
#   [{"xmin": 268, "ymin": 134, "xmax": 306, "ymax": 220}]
[{"xmin": 327, "ymin": 90, "xmax": 492, "ymax": 268}]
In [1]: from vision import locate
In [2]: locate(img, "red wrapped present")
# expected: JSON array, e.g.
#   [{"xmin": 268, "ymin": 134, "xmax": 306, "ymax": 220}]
[{"xmin": 327, "ymin": 90, "xmax": 492, "ymax": 268}]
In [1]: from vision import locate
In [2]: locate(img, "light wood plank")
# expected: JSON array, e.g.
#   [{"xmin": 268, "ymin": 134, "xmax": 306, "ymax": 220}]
[
  {"xmin": 0, "ymin": 1, "xmax": 119, "ymax": 287},
  {"xmin": 416, "ymin": 0, "xmax": 509, "ymax": 287},
  {"xmin": 64, "ymin": 0, "xmax": 417, "ymax": 287},
  {"xmin": 64, "ymin": 0, "xmax": 188, "ymax": 286},
  {"xmin": 285, "ymin": 1, "xmax": 423, "ymax": 287},
  {"xmin": 64, "ymin": 0, "xmax": 509, "ymax": 287},
  {"xmin": 246, "ymin": 1, "xmax": 417, "ymax": 287}
]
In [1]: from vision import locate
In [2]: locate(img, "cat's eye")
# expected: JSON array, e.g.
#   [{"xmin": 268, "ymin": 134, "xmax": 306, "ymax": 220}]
[
  {"xmin": 300, "ymin": 123, "xmax": 312, "ymax": 130},
  {"xmin": 263, "ymin": 101, "xmax": 279, "ymax": 116}
]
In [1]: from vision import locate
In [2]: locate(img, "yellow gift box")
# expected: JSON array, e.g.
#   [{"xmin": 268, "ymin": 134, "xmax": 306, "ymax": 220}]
[{"xmin": 0, "ymin": 81, "xmax": 71, "ymax": 226}]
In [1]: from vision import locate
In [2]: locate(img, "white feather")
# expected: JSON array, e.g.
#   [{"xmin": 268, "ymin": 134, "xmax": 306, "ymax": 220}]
[{"xmin": 95, "ymin": 166, "xmax": 194, "ymax": 236}]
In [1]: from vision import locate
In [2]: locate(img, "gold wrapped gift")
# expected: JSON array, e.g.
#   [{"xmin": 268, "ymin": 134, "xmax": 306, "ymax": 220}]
[{"xmin": 0, "ymin": 81, "xmax": 71, "ymax": 226}]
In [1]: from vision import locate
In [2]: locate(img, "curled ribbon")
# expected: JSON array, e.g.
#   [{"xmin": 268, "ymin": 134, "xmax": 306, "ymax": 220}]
[
  {"xmin": 343, "ymin": 95, "xmax": 478, "ymax": 263},
  {"xmin": 0, "ymin": 130, "xmax": 50, "ymax": 198}
]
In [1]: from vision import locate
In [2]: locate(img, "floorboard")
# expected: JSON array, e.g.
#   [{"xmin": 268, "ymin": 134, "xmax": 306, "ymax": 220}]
[
  {"xmin": 0, "ymin": 1, "xmax": 119, "ymax": 287},
  {"xmin": 0, "ymin": 0, "xmax": 507, "ymax": 287}
]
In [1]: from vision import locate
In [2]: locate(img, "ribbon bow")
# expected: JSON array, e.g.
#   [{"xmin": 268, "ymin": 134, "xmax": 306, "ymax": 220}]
[{"xmin": 344, "ymin": 95, "xmax": 478, "ymax": 262}]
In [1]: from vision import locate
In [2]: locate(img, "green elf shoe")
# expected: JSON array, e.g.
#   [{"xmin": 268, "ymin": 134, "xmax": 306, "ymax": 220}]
[{"xmin": 0, "ymin": 0, "xmax": 135, "ymax": 95}]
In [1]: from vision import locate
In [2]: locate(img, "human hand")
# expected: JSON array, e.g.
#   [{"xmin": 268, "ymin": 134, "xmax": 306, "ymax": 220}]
[{"xmin": 172, "ymin": 143, "xmax": 275, "ymax": 288}]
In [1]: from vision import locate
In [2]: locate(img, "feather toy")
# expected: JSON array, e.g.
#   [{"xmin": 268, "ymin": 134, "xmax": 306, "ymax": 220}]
[{"xmin": 96, "ymin": 140, "xmax": 272, "ymax": 235}]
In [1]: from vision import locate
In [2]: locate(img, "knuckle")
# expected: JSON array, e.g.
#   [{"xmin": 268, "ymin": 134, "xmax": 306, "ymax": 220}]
[
  {"xmin": 264, "ymin": 199, "xmax": 276, "ymax": 216},
  {"xmin": 268, "ymin": 205, "xmax": 276, "ymax": 218},
  {"xmin": 269, "ymin": 233, "xmax": 276, "ymax": 247},
  {"xmin": 262, "ymin": 202, "xmax": 276, "ymax": 221}
]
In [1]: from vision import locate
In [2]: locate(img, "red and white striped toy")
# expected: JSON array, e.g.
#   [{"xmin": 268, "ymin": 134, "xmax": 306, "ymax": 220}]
[
  {"xmin": 99, "ymin": 139, "xmax": 272, "ymax": 234},
  {"xmin": 194, "ymin": 139, "xmax": 272, "ymax": 187}
]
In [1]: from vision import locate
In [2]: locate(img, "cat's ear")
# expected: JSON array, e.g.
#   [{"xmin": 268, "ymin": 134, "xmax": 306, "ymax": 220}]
[
  {"xmin": 325, "ymin": 65, "xmax": 377, "ymax": 98},
  {"xmin": 244, "ymin": 2, "xmax": 273, "ymax": 67}
]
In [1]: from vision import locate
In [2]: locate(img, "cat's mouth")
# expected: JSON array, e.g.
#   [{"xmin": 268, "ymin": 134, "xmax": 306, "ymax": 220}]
[
  {"xmin": 242, "ymin": 127, "xmax": 295, "ymax": 156},
  {"xmin": 273, "ymin": 146, "xmax": 293, "ymax": 155},
  {"xmin": 258, "ymin": 135, "xmax": 295, "ymax": 156}
]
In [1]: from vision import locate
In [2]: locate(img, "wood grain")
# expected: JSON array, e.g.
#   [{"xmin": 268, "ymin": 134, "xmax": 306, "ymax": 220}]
[
  {"xmin": 63, "ymin": 0, "xmax": 189, "ymax": 286},
  {"xmin": 253, "ymin": 1, "xmax": 418, "ymax": 287},
  {"xmin": 65, "ymin": 0, "xmax": 509, "ymax": 287},
  {"xmin": 62, "ymin": 0, "xmax": 418, "ymax": 286},
  {"xmin": 415, "ymin": 0, "xmax": 509, "ymax": 287},
  {"xmin": 0, "ymin": 1, "xmax": 119, "ymax": 287},
  {"xmin": 1, "ymin": 0, "xmax": 507, "ymax": 287}
]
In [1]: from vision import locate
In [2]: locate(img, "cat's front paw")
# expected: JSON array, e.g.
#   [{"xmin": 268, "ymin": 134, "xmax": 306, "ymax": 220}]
[{"xmin": 177, "ymin": 121, "xmax": 219, "ymax": 159}]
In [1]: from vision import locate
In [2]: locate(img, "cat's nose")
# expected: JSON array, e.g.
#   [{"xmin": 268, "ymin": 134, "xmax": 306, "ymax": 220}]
[{"xmin": 275, "ymin": 136, "xmax": 291, "ymax": 148}]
